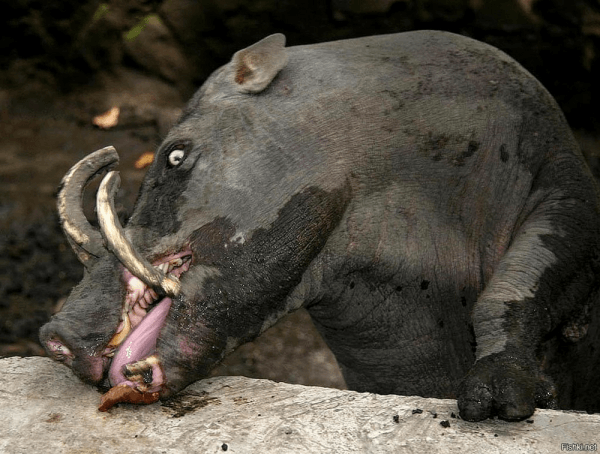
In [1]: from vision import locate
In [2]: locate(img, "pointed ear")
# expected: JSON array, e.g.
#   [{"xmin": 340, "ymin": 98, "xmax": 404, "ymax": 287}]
[{"xmin": 231, "ymin": 33, "xmax": 288, "ymax": 93}]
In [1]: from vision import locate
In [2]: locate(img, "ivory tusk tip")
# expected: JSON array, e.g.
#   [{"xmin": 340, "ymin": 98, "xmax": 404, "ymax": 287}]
[
  {"xmin": 162, "ymin": 275, "xmax": 181, "ymax": 297},
  {"xmin": 107, "ymin": 315, "xmax": 132, "ymax": 348}
]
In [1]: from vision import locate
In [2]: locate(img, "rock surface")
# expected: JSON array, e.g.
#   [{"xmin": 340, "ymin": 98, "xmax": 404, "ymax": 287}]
[{"xmin": 1, "ymin": 357, "xmax": 598, "ymax": 453}]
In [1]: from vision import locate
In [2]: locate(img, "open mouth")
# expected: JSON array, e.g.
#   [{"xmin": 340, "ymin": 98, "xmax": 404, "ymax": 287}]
[{"xmin": 102, "ymin": 251, "xmax": 192, "ymax": 391}]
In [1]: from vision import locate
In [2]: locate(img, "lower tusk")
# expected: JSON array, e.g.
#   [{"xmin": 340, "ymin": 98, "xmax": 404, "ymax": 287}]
[
  {"xmin": 161, "ymin": 273, "xmax": 180, "ymax": 298},
  {"xmin": 107, "ymin": 315, "xmax": 131, "ymax": 348},
  {"xmin": 170, "ymin": 258, "xmax": 183, "ymax": 268}
]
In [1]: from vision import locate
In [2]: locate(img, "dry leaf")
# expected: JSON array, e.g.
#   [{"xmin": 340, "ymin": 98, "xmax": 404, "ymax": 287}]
[
  {"xmin": 93, "ymin": 106, "xmax": 120, "ymax": 129},
  {"xmin": 135, "ymin": 151, "xmax": 155, "ymax": 169},
  {"xmin": 98, "ymin": 383, "xmax": 160, "ymax": 412}
]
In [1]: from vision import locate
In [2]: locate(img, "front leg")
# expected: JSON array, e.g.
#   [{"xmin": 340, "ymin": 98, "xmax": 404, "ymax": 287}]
[{"xmin": 458, "ymin": 186, "xmax": 600, "ymax": 421}]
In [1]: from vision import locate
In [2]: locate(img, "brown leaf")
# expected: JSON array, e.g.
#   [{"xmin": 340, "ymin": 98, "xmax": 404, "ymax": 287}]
[
  {"xmin": 93, "ymin": 106, "xmax": 120, "ymax": 129},
  {"xmin": 134, "ymin": 151, "xmax": 155, "ymax": 169}
]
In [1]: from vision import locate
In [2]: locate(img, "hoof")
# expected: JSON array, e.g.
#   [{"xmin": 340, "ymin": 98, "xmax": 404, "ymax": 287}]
[{"xmin": 457, "ymin": 353, "xmax": 556, "ymax": 422}]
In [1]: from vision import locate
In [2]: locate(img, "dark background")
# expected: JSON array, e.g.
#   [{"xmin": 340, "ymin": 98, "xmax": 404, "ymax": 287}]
[{"xmin": 1, "ymin": 0, "xmax": 599, "ymax": 389}]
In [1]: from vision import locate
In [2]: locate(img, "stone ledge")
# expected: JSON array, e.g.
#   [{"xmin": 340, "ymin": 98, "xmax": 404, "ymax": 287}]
[{"xmin": 1, "ymin": 357, "xmax": 598, "ymax": 453}]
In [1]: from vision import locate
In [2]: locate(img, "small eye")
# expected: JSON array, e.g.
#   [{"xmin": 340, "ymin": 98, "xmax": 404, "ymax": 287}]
[{"xmin": 168, "ymin": 149, "xmax": 185, "ymax": 166}]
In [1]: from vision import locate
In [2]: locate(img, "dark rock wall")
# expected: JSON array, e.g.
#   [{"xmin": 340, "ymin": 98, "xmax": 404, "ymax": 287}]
[{"xmin": 2, "ymin": 0, "xmax": 599, "ymax": 129}]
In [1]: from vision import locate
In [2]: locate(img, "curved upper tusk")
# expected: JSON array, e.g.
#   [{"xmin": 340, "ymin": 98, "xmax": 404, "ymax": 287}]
[
  {"xmin": 96, "ymin": 170, "xmax": 181, "ymax": 297},
  {"xmin": 57, "ymin": 146, "xmax": 119, "ymax": 265}
]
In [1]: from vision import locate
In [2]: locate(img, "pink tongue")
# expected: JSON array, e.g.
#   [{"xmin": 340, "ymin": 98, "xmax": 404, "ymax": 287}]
[{"xmin": 109, "ymin": 297, "xmax": 172, "ymax": 386}]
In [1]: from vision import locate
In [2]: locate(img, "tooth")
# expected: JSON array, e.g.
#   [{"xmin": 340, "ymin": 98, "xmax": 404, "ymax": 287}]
[
  {"xmin": 129, "ymin": 276, "xmax": 146, "ymax": 295},
  {"xmin": 114, "ymin": 321, "xmax": 123, "ymax": 334},
  {"xmin": 171, "ymin": 258, "xmax": 183, "ymax": 267},
  {"xmin": 107, "ymin": 315, "xmax": 131, "ymax": 347},
  {"xmin": 153, "ymin": 263, "xmax": 163, "ymax": 273},
  {"xmin": 145, "ymin": 355, "xmax": 159, "ymax": 365},
  {"xmin": 144, "ymin": 292, "xmax": 154, "ymax": 306},
  {"xmin": 118, "ymin": 307, "xmax": 129, "ymax": 327},
  {"xmin": 133, "ymin": 303, "xmax": 146, "ymax": 318}
]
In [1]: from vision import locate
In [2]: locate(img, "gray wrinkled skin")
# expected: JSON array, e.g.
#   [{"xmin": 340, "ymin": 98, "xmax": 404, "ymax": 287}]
[{"xmin": 41, "ymin": 31, "xmax": 600, "ymax": 421}]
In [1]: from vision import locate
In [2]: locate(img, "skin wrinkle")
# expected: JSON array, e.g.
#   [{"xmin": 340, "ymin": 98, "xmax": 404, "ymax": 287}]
[
  {"xmin": 311, "ymin": 206, "xmax": 478, "ymax": 393},
  {"xmin": 473, "ymin": 193, "xmax": 592, "ymax": 361},
  {"xmin": 155, "ymin": 184, "xmax": 351, "ymax": 395},
  {"xmin": 459, "ymin": 115, "xmax": 549, "ymax": 358}
]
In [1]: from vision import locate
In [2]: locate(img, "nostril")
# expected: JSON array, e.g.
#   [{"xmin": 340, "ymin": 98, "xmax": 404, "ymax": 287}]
[{"xmin": 45, "ymin": 337, "xmax": 75, "ymax": 367}]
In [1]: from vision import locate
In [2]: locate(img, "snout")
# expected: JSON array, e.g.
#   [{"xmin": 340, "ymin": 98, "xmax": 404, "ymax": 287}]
[{"xmin": 40, "ymin": 321, "xmax": 107, "ymax": 384}]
